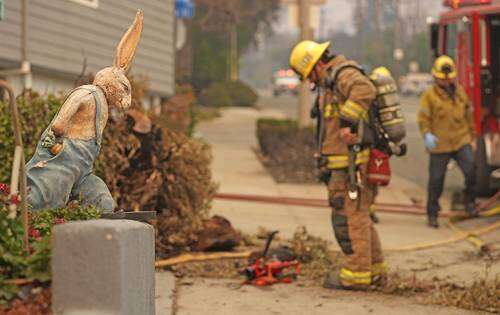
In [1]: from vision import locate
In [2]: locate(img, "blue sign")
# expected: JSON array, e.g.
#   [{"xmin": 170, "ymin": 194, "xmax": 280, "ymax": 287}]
[{"xmin": 175, "ymin": 0, "xmax": 195, "ymax": 19}]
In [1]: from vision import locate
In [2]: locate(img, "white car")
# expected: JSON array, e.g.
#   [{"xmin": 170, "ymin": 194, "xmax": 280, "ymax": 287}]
[{"xmin": 272, "ymin": 70, "xmax": 300, "ymax": 96}]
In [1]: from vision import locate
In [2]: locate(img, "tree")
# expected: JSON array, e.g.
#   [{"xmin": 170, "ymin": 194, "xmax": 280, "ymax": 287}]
[{"xmin": 190, "ymin": 0, "xmax": 279, "ymax": 90}]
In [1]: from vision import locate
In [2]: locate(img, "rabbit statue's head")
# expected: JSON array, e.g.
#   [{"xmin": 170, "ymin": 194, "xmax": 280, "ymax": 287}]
[{"xmin": 94, "ymin": 11, "xmax": 143, "ymax": 111}]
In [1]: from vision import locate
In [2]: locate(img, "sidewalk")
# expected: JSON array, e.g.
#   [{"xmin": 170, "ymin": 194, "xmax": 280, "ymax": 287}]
[
  {"xmin": 195, "ymin": 107, "xmax": 499, "ymax": 284},
  {"xmin": 196, "ymin": 107, "xmax": 456, "ymax": 248}
]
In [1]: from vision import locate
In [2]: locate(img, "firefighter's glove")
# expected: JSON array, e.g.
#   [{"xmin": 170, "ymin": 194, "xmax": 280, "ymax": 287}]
[{"xmin": 424, "ymin": 133, "xmax": 438, "ymax": 151}]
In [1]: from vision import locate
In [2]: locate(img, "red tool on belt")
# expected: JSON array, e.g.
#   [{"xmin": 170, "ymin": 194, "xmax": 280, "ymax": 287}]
[{"xmin": 243, "ymin": 231, "xmax": 300, "ymax": 286}]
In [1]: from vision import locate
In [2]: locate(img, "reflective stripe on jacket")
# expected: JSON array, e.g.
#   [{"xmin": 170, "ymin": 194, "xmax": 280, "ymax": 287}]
[{"xmin": 319, "ymin": 55, "xmax": 376, "ymax": 166}]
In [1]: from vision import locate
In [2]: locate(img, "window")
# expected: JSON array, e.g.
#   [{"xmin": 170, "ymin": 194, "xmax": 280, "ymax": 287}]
[
  {"xmin": 69, "ymin": 0, "xmax": 99, "ymax": 9},
  {"xmin": 445, "ymin": 23, "xmax": 458, "ymax": 59}
]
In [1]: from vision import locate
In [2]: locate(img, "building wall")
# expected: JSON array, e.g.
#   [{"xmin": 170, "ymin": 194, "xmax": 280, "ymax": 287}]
[{"xmin": 0, "ymin": 0, "xmax": 174, "ymax": 96}]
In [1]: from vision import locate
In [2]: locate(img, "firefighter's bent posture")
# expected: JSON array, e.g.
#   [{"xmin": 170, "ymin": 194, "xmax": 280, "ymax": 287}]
[{"xmin": 289, "ymin": 41, "xmax": 385, "ymax": 289}]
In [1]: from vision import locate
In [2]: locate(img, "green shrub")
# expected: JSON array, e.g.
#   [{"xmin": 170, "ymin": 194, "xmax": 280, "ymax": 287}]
[
  {"xmin": 256, "ymin": 118, "xmax": 299, "ymax": 155},
  {"xmin": 0, "ymin": 187, "xmax": 100, "ymax": 304},
  {"xmin": 0, "ymin": 93, "xmax": 61, "ymax": 183},
  {"xmin": 256, "ymin": 118, "xmax": 316, "ymax": 183},
  {"xmin": 200, "ymin": 83, "xmax": 232, "ymax": 107},
  {"xmin": 226, "ymin": 80, "xmax": 258, "ymax": 107},
  {"xmin": 200, "ymin": 80, "xmax": 258, "ymax": 107}
]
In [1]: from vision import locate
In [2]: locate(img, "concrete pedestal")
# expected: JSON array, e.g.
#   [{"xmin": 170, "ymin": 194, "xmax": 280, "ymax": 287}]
[{"xmin": 52, "ymin": 219, "xmax": 155, "ymax": 315}]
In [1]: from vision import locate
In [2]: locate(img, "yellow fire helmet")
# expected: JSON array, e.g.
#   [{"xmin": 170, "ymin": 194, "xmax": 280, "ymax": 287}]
[
  {"xmin": 289, "ymin": 40, "xmax": 331, "ymax": 79},
  {"xmin": 372, "ymin": 66, "xmax": 392, "ymax": 78},
  {"xmin": 432, "ymin": 55, "xmax": 457, "ymax": 79}
]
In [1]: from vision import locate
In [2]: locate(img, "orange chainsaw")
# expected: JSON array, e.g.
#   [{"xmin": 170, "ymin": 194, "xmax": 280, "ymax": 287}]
[{"xmin": 243, "ymin": 231, "xmax": 301, "ymax": 286}]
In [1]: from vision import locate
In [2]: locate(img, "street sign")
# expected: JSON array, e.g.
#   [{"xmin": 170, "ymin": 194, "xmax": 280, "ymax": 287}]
[
  {"xmin": 175, "ymin": 0, "xmax": 195, "ymax": 19},
  {"xmin": 0, "ymin": 0, "xmax": 5, "ymax": 21}
]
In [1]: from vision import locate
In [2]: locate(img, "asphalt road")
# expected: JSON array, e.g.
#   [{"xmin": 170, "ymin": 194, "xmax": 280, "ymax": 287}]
[{"xmin": 257, "ymin": 91, "xmax": 465, "ymax": 197}]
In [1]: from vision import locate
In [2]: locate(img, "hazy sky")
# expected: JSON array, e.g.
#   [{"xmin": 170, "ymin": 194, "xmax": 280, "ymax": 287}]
[{"xmin": 275, "ymin": 0, "xmax": 444, "ymax": 36}]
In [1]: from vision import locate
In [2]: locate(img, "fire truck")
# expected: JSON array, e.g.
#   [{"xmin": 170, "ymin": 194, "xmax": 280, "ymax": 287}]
[{"xmin": 431, "ymin": 0, "xmax": 500, "ymax": 194}]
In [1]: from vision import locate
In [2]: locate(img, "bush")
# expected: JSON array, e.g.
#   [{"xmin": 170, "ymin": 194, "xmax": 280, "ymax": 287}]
[
  {"xmin": 226, "ymin": 80, "xmax": 258, "ymax": 107},
  {"xmin": 0, "ymin": 78, "xmax": 217, "ymax": 260},
  {"xmin": 200, "ymin": 82, "xmax": 232, "ymax": 107},
  {"xmin": 0, "ymin": 93, "xmax": 61, "ymax": 183},
  {"xmin": 200, "ymin": 80, "xmax": 258, "ymax": 107},
  {"xmin": 256, "ymin": 118, "xmax": 317, "ymax": 183},
  {"xmin": 0, "ymin": 185, "xmax": 100, "ymax": 304}
]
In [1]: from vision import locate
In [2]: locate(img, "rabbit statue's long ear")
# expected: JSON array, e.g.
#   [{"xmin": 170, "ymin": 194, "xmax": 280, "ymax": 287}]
[{"xmin": 113, "ymin": 10, "xmax": 144, "ymax": 73}]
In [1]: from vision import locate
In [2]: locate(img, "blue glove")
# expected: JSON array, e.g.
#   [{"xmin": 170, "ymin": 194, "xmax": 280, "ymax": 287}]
[{"xmin": 424, "ymin": 133, "xmax": 438, "ymax": 150}]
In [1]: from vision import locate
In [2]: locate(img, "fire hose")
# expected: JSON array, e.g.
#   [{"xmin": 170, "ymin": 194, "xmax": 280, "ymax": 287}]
[
  {"xmin": 155, "ymin": 192, "xmax": 499, "ymax": 268},
  {"xmin": 212, "ymin": 192, "xmax": 500, "ymax": 253},
  {"xmin": 0, "ymin": 80, "xmax": 29, "ymax": 251}
]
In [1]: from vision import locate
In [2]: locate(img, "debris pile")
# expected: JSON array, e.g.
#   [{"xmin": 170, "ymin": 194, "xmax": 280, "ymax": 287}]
[
  {"xmin": 382, "ymin": 272, "xmax": 500, "ymax": 313},
  {"xmin": 291, "ymin": 226, "xmax": 337, "ymax": 284},
  {"xmin": 0, "ymin": 286, "xmax": 52, "ymax": 315},
  {"xmin": 95, "ymin": 77, "xmax": 234, "ymax": 258},
  {"xmin": 256, "ymin": 119, "xmax": 317, "ymax": 183}
]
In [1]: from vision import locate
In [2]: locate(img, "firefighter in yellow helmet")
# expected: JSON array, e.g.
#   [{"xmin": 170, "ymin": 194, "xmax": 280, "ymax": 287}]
[
  {"xmin": 290, "ymin": 41, "xmax": 385, "ymax": 290},
  {"xmin": 418, "ymin": 55, "xmax": 477, "ymax": 228}
]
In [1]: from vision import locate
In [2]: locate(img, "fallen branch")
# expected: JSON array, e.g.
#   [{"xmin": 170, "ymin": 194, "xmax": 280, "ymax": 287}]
[
  {"xmin": 155, "ymin": 251, "xmax": 252, "ymax": 268},
  {"xmin": 2, "ymin": 278, "xmax": 34, "ymax": 286}
]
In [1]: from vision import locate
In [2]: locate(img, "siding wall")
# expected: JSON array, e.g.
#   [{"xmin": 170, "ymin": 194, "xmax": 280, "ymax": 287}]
[{"xmin": 0, "ymin": 0, "xmax": 174, "ymax": 96}]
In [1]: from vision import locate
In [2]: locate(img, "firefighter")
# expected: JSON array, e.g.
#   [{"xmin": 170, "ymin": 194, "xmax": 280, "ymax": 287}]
[
  {"xmin": 289, "ymin": 41, "xmax": 385, "ymax": 290},
  {"xmin": 418, "ymin": 55, "xmax": 477, "ymax": 228}
]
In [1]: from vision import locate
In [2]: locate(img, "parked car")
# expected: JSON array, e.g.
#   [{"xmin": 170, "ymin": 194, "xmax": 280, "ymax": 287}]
[
  {"xmin": 399, "ymin": 73, "xmax": 433, "ymax": 96},
  {"xmin": 272, "ymin": 69, "xmax": 300, "ymax": 96}
]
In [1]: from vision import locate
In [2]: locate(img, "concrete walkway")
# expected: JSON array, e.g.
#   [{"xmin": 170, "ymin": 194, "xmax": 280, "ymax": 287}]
[
  {"xmin": 155, "ymin": 107, "xmax": 498, "ymax": 315},
  {"xmin": 197, "ymin": 107, "xmax": 457, "ymax": 248}
]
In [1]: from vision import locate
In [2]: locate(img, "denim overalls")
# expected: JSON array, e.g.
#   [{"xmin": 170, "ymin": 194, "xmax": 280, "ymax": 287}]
[{"xmin": 26, "ymin": 86, "xmax": 114, "ymax": 212}]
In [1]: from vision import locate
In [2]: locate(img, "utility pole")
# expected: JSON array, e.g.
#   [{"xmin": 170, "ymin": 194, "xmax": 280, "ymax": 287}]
[
  {"xmin": 354, "ymin": 0, "xmax": 365, "ymax": 61},
  {"xmin": 229, "ymin": 26, "xmax": 238, "ymax": 81},
  {"xmin": 374, "ymin": 0, "xmax": 383, "ymax": 57},
  {"xmin": 21, "ymin": 0, "xmax": 31, "ymax": 91},
  {"xmin": 298, "ymin": 0, "xmax": 311, "ymax": 128},
  {"xmin": 393, "ymin": 0, "xmax": 402, "ymax": 78}
]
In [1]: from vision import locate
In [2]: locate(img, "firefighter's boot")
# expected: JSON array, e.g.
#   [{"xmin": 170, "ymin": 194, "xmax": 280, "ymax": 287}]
[
  {"xmin": 428, "ymin": 216, "xmax": 439, "ymax": 228},
  {"xmin": 371, "ymin": 262, "xmax": 388, "ymax": 287},
  {"xmin": 323, "ymin": 269, "xmax": 372, "ymax": 291},
  {"xmin": 466, "ymin": 202, "xmax": 478, "ymax": 218}
]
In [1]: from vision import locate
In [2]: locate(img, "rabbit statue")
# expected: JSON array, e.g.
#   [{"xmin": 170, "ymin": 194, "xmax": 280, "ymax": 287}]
[{"xmin": 26, "ymin": 11, "xmax": 144, "ymax": 212}]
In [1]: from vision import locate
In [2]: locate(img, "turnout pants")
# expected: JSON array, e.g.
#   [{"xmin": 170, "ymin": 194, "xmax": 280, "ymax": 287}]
[
  {"xmin": 427, "ymin": 144, "xmax": 476, "ymax": 218},
  {"xmin": 327, "ymin": 164, "xmax": 385, "ymax": 287}
]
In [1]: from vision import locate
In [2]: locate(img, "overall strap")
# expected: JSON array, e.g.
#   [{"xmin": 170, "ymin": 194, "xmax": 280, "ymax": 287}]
[
  {"xmin": 89, "ymin": 87, "xmax": 103, "ymax": 146},
  {"xmin": 44, "ymin": 86, "xmax": 92, "ymax": 136},
  {"xmin": 48, "ymin": 86, "xmax": 103, "ymax": 145}
]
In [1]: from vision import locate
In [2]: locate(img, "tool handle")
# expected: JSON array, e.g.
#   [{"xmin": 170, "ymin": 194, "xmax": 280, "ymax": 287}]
[{"xmin": 348, "ymin": 145, "xmax": 359, "ymax": 200}]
